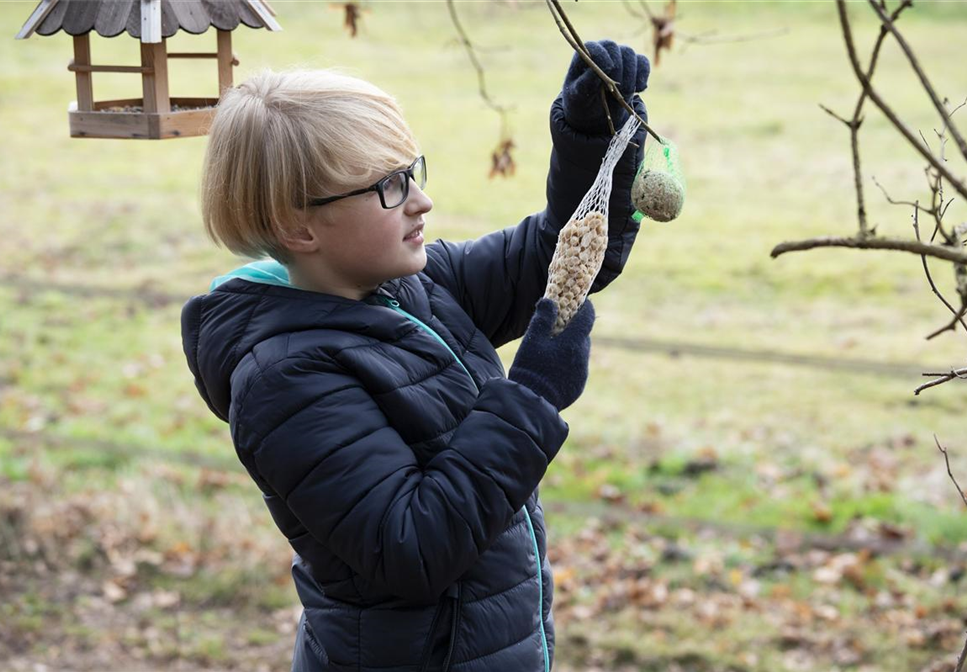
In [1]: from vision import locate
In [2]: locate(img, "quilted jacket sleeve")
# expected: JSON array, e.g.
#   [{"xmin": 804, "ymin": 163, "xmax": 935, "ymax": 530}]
[
  {"xmin": 423, "ymin": 94, "xmax": 647, "ymax": 349},
  {"xmin": 232, "ymin": 356, "xmax": 569, "ymax": 604}
]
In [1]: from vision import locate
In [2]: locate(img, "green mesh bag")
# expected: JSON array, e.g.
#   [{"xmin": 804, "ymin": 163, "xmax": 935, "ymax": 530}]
[{"xmin": 631, "ymin": 135, "xmax": 685, "ymax": 223}]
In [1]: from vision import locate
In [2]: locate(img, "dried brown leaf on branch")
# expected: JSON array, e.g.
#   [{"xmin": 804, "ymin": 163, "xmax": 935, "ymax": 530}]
[
  {"xmin": 332, "ymin": 2, "xmax": 364, "ymax": 38},
  {"xmin": 652, "ymin": 0, "xmax": 676, "ymax": 67},
  {"xmin": 489, "ymin": 138, "xmax": 516, "ymax": 179}
]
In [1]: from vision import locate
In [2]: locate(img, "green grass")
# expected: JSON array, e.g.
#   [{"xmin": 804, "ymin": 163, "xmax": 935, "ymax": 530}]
[{"xmin": 3, "ymin": 2, "xmax": 967, "ymax": 670}]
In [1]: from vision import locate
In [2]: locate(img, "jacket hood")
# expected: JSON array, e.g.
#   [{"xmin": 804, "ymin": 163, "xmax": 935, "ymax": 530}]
[{"xmin": 181, "ymin": 260, "xmax": 406, "ymax": 422}]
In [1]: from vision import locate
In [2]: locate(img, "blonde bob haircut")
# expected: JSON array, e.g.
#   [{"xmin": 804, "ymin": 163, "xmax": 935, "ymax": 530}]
[{"xmin": 201, "ymin": 68, "xmax": 421, "ymax": 263}]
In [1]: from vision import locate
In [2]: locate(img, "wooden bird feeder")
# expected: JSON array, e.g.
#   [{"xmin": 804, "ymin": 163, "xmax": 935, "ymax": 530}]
[{"xmin": 16, "ymin": 0, "xmax": 282, "ymax": 139}]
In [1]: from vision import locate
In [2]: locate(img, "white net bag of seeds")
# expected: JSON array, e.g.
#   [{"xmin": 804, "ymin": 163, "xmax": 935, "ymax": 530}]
[{"xmin": 544, "ymin": 115, "xmax": 642, "ymax": 335}]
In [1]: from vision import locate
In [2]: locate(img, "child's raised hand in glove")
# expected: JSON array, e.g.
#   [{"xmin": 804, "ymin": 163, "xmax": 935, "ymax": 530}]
[
  {"xmin": 561, "ymin": 39, "xmax": 651, "ymax": 135},
  {"xmin": 508, "ymin": 299, "xmax": 595, "ymax": 412}
]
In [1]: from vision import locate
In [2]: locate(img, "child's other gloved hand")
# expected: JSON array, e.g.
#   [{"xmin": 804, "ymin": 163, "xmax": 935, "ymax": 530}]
[
  {"xmin": 508, "ymin": 299, "xmax": 595, "ymax": 412},
  {"xmin": 561, "ymin": 39, "xmax": 651, "ymax": 135}
]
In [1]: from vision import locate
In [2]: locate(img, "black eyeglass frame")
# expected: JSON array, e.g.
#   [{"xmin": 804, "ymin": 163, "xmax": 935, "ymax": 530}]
[{"xmin": 307, "ymin": 155, "xmax": 426, "ymax": 210}]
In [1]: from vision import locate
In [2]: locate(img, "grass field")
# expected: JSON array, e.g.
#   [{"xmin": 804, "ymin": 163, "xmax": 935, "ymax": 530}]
[{"xmin": 2, "ymin": 1, "xmax": 967, "ymax": 670}]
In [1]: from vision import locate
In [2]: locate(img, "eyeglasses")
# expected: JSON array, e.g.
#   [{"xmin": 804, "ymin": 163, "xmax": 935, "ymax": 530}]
[{"xmin": 308, "ymin": 156, "xmax": 427, "ymax": 210}]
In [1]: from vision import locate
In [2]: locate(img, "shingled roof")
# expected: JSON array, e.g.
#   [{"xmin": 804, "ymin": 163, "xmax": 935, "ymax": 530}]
[{"xmin": 17, "ymin": 0, "xmax": 281, "ymax": 42}]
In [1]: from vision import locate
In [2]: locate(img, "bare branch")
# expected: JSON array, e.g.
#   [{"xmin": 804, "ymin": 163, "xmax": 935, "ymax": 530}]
[
  {"xmin": 935, "ymin": 435, "xmax": 967, "ymax": 508},
  {"xmin": 819, "ymin": 103, "xmax": 853, "ymax": 128},
  {"xmin": 925, "ymin": 300, "xmax": 967, "ymax": 340},
  {"xmin": 545, "ymin": 0, "xmax": 662, "ymax": 144},
  {"xmin": 831, "ymin": 0, "xmax": 910, "ymax": 237},
  {"xmin": 915, "ymin": 368, "xmax": 967, "ymax": 395},
  {"xmin": 872, "ymin": 175, "xmax": 935, "ymax": 214},
  {"xmin": 677, "ymin": 26, "xmax": 790, "ymax": 46},
  {"xmin": 600, "ymin": 85, "xmax": 616, "ymax": 137},
  {"xmin": 845, "ymin": 0, "xmax": 917, "ymax": 236},
  {"xmin": 620, "ymin": 0, "xmax": 645, "ymax": 20},
  {"xmin": 921, "ymin": 370, "xmax": 967, "ymax": 378},
  {"xmin": 955, "ymin": 635, "xmax": 967, "ymax": 672},
  {"xmin": 446, "ymin": 0, "xmax": 514, "ymax": 121},
  {"xmin": 867, "ymin": 0, "xmax": 967, "ymax": 163},
  {"xmin": 636, "ymin": 0, "xmax": 656, "ymax": 21},
  {"xmin": 771, "ymin": 235, "xmax": 967, "ymax": 264},
  {"xmin": 835, "ymin": 0, "xmax": 967, "ymax": 202},
  {"xmin": 912, "ymin": 204, "xmax": 967, "ymax": 334}
]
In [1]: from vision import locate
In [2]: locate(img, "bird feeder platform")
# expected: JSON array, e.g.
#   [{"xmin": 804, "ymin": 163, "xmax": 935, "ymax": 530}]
[{"xmin": 16, "ymin": 0, "xmax": 281, "ymax": 140}]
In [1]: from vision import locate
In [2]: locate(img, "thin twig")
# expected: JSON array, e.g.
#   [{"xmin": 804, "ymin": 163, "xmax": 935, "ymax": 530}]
[
  {"xmin": 912, "ymin": 203, "xmax": 967, "ymax": 335},
  {"xmin": 921, "ymin": 370, "xmax": 967, "ymax": 378},
  {"xmin": 636, "ymin": 0, "xmax": 655, "ymax": 21},
  {"xmin": 867, "ymin": 0, "xmax": 967, "ymax": 163},
  {"xmin": 819, "ymin": 103, "xmax": 853, "ymax": 127},
  {"xmin": 548, "ymin": 0, "xmax": 593, "ymax": 61},
  {"xmin": 771, "ymin": 235, "xmax": 967, "ymax": 264},
  {"xmin": 677, "ymin": 27, "xmax": 790, "ymax": 46},
  {"xmin": 620, "ymin": 0, "xmax": 645, "ymax": 20},
  {"xmin": 830, "ymin": 0, "xmax": 912, "ymax": 236},
  {"xmin": 954, "ymin": 634, "xmax": 967, "ymax": 672},
  {"xmin": 600, "ymin": 85, "xmax": 616, "ymax": 136},
  {"xmin": 848, "ymin": 0, "xmax": 914, "ymax": 235},
  {"xmin": 872, "ymin": 175, "xmax": 935, "ymax": 214},
  {"xmin": 545, "ymin": 0, "xmax": 662, "ymax": 144},
  {"xmin": 935, "ymin": 435, "xmax": 967, "ymax": 508},
  {"xmin": 925, "ymin": 300, "xmax": 967, "ymax": 340},
  {"xmin": 915, "ymin": 368, "xmax": 967, "ymax": 395},
  {"xmin": 446, "ymin": 0, "xmax": 514, "ymax": 124}
]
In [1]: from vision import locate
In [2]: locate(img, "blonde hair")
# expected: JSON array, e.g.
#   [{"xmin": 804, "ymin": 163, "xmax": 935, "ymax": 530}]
[{"xmin": 201, "ymin": 69, "xmax": 421, "ymax": 262}]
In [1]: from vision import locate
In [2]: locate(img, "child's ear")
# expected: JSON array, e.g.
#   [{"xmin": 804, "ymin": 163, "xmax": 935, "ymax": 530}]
[
  {"xmin": 279, "ymin": 224, "xmax": 318, "ymax": 254},
  {"xmin": 279, "ymin": 210, "xmax": 323, "ymax": 254}
]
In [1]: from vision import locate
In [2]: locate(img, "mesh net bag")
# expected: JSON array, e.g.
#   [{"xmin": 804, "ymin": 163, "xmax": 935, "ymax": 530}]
[
  {"xmin": 543, "ymin": 116, "xmax": 642, "ymax": 335},
  {"xmin": 632, "ymin": 134, "xmax": 685, "ymax": 223}
]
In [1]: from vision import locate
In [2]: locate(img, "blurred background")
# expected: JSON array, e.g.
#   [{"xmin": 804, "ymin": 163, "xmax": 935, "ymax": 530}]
[{"xmin": 2, "ymin": 1, "xmax": 967, "ymax": 670}]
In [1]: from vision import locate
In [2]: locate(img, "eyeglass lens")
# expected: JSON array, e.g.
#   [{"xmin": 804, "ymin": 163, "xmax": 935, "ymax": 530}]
[{"xmin": 381, "ymin": 157, "xmax": 426, "ymax": 209}]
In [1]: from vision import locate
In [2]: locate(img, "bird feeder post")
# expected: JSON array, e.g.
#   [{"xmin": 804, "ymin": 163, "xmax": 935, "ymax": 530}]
[
  {"xmin": 216, "ymin": 29, "xmax": 234, "ymax": 94},
  {"xmin": 140, "ymin": 39, "xmax": 170, "ymax": 114},
  {"xmin": 72, "ymin": 33, "xmax": 93, "ymax": 112}
]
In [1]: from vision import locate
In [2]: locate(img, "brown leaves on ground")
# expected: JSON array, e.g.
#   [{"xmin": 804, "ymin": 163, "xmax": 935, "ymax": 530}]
[
  {"xmin": 3, "ymin": 467, "xmax": 966, "ymax": 671},
  {"xmin": 548, "ymin": 515, "xmax": 967, "ymax": 671}
]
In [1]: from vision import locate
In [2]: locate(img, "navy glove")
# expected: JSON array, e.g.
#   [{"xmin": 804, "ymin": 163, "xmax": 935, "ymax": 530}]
[
  {"xmin": 508, "ymin": 299, "xmax": 595, "ymax": 412},
  {"xmin": 561, "ymin": 40, "xmax": 651, "ymax": 135}
]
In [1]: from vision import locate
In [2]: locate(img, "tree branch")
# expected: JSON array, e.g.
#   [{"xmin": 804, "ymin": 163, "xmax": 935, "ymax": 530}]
[
  {"xmin": 677, "ymin": 27, "xmax": 790, "ymax": 46},
  {"xmin": 820, "ymin": 0, "xmax": 911, "ymax": 237},
  {"xmin": 866, "ymin": 0, "xmax": 967, "ymax": 163},
  {"xmin": 835, "ymin": 0, "xmax": 967, "ymax": 202},
  {"xmin": 446, "ymin": 0, "xmax": 514, "ymax": 123},
  {"xmin": 770, "ymin": 235, "xmax": 967, "ymax": 264},
  {"xmin": 935, "ymin": 435, "xmax": 967, "ymax": 508},
  {"xmin": 915, "ymin": 368, "xmax": 967, "ymax": 395},
  {"xmin": 545, "ymin": 0, "xmax": 662, "ymax": 144},
  {"xmin": 912, "ymin": 204, "xmax": 967, "ymax": 335}
]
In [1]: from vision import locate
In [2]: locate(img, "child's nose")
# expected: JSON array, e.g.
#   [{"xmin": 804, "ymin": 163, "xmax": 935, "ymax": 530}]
[{"xmin": 405, "ymin": 181, "xmax": 433, "ymax": 214}]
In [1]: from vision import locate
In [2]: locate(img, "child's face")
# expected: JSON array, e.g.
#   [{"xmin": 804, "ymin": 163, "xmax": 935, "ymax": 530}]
[{"xmin": 307, "ymin": 161, "xmax": 434, "ymax": 293}]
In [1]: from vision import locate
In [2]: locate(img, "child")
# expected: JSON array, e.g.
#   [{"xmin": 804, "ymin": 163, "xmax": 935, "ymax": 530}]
[{"xmin": 182, "ymin": 40, "xmax": 649, "ymax": 672}]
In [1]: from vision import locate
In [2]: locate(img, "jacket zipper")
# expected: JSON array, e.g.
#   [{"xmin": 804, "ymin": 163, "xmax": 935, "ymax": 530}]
[
  {"xmin": 522, "ymin": 507, "xmax": 550, "ymax": 672},
  {"xmin": 376, "ymin": 297, "xmax": 479, "ymax": 394}
]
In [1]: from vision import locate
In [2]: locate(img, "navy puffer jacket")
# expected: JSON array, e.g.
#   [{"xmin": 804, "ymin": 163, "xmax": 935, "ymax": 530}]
[{"xmin": 181, "ymin": 95, "xmax": 646, "ymax": 672}]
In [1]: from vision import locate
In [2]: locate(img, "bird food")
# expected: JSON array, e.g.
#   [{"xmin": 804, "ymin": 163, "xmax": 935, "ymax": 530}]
[
  {"xmin": 543, "ymin": 116, "xmax": 641, "ymax": 335},
  {"xmin": 631, "ymin": 135, "xmax": 685, "ymax": 222},
  {"xmin": 545, "ymin": 211, "xmax": 608, "ymax": 334}
]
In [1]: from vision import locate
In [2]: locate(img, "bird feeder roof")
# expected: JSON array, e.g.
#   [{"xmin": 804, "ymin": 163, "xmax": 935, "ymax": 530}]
[{"xmin": 17, "ymin": 0, "xmax": 281, "ymax": 43}]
